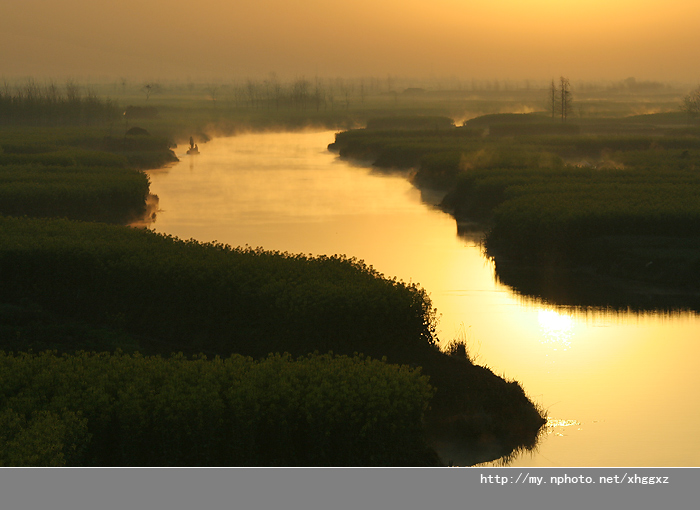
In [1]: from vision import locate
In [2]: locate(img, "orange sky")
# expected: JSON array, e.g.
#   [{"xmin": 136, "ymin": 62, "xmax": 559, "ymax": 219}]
[{"xmin": 1, "ymin": 0, "xmax": 699, "ymax": 83}]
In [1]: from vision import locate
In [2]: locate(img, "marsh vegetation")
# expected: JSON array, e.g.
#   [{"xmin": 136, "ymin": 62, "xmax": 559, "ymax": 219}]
[
  {"xmin": 330, "ymin": 93, "xmax": 700, "ymax": 311},
  {"xmin": 2, "ymin": 75, "xmax": 697, "ymax": 465}
]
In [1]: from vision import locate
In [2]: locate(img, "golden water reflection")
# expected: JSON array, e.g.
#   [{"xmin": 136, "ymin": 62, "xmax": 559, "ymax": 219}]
[
  {"xmin": 145, "ymin": 131, "xmax": 700, "ymax": 466},
  {"xmin": 538, "ymin": 309, "xmax": 574, "ymax": 352}
]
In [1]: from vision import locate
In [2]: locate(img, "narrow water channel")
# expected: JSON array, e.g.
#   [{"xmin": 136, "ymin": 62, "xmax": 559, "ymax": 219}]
[{"xmin": 144, "ymin": 131, "xmax": 700, "ymax": 466}]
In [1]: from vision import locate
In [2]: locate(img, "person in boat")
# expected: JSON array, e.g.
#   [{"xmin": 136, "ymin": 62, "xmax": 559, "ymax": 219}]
[{"xmin": 189, "ymin": 136, "xmax": 195, "ymax": 150}]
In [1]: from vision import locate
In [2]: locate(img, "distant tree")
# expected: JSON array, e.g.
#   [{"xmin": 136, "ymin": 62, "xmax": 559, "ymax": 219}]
[
  {"xmin": 332, "ymin": 78, "xmax": 350, "ymax": 110},
  {"xmin": 342, "ymin": 83, "xmax": 352, "ymax": 110},
  {"xmin": 559, "ymin": 76, "xmax": 572, "ymax": 122},
  {"xmin": 205, "ymin": 84, "xmax": 220, "ymax": 105},
  {"xmin": 313, "ymin": 77, "xmax": 325, "ymax": 112},
  {"xmin": 680, "ymin": 86, "xmax": 700, "ymax": 120},
  {"xmin": 292, "ymin": 78, "xmax": 310, "ymax": 111},
  {"xmin": 65, "ymin": 80, "xmax": 80, "ymax": 103},
  {"xmin": 327, "ymin": 81, "xmax": 336, "ymax": 111},
  {"xmin": 141, "ymin": 82, "xmax": 162, "ymax": 101},
  {"xmin": 269, "ymin": 73, "xmax": 282, "ymax": 111},
  {"xmin": 390, "ymin": 90, "xmax": 398, "ymax": 106},
  {"xmin": 142, "ymin": 83, "xmax": 153, "ymax": 100},
  {"xmin": 46, "ymin": 81, "xmax": 59, "ymax": 104},
  {"xmin": 623, "ymin": 76, "xmax": 637, "ymax": 90},
  {"xmin": 548, "ymin": 79, "xmax": 559, "ymax": 119},
  {"xmin": 245, "ymin": 79, "xmax": 258, "ymax": 109}
]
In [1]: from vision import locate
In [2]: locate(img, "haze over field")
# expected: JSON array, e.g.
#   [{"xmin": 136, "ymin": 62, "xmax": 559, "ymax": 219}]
[{"xmin": 2, "ymin": 0, "xmax": 699, "ymax": 82}]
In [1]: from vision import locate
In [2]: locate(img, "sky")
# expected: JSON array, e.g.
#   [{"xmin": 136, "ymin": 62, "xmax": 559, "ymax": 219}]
[{"xmin": 2, "ymin": 0, "xmax": 699, "ymax": 83}]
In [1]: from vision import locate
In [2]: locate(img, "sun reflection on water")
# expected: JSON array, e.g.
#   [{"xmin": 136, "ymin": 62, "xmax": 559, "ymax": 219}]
[
  {"xmin": 538, "ymin": 309, "xmax": 574, "ymax": 350},
  {"xmin": 546, "ymin": 417, "xmax": 582, "ymax": 437}
]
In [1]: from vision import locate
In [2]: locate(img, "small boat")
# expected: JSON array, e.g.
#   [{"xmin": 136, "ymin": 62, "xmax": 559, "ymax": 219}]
[{"xmin": 187, "ymin": 136, "xmax": 199, "ymax": 155}]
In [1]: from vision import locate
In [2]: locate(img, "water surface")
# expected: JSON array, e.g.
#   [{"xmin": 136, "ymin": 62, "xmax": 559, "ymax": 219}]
[{"xmin": 144, "ymin": 131, "xmax": 700, "ymax": 466}]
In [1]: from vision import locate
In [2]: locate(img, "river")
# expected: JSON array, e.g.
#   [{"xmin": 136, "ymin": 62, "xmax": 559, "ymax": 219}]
[{"xmin": 143, "ymin": 130, "xmax": 700, "ymax": 467}]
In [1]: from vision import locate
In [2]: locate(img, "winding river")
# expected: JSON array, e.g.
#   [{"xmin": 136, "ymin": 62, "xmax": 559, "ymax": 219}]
[{"xmin": 143, "ymin": 130, "xmax": 700, "ymax": 467}]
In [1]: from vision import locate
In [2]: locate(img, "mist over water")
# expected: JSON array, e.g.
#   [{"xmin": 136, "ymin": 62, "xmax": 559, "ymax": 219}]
[{"xmin": 144, "ymin": 131, "xmax": 700, "ymax": 466}]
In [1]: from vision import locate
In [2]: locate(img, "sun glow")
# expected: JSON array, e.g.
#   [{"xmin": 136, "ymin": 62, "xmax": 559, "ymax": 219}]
[
  {"xmin": 538, "ymin": 309, "xmax": 574, "ymax": 350},
  {"xmin": 3, "ymin": 0, "xmax": 700, "ymax": 80}
]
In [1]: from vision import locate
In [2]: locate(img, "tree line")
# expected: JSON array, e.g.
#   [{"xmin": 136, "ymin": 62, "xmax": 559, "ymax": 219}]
[{"xmin": 0, "ymin": 80, "xmax": 120, "ymax": 125}]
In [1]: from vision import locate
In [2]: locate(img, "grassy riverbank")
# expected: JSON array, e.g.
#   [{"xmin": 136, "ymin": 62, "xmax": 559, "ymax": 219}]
[
  {"xmin": 0, "ymin": 215, "xmax": 545, "ymax": 465},
  {"xmin": 331, "ymin": 113, "xmax": 700, "ymax": 311},
  {"xmin": 0, "ymin": 126, "xmax": 175, "ymax": 223},
  {"xmin": 0, "ymin": 82, "xmax": 557, "ymax": 465}
]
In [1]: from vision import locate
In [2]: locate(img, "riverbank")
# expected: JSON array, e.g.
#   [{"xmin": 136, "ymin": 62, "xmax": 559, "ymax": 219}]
[
  {"xmin": 0, "ymin": 126, "xmax": 176, "ymax": 223},
  {"xmin": 0, "ymin": 123, "xmax": 545, "ymax": 466},
  {"xmin": 488, "ymin": 235, "xmax": 700, "ymax": 312},
  {"xmin": 329, "ymin": 114, "xmax": 700, "ymax": 312}
]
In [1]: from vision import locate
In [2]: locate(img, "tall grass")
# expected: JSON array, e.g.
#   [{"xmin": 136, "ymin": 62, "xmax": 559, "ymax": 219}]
[
  {"xmin": 0, "ymin": 164, "xmax": 149, "ymax": 223},
  {"xmin": 0, "ymin": 80, "xmax": 119, "ymax": 126}
]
